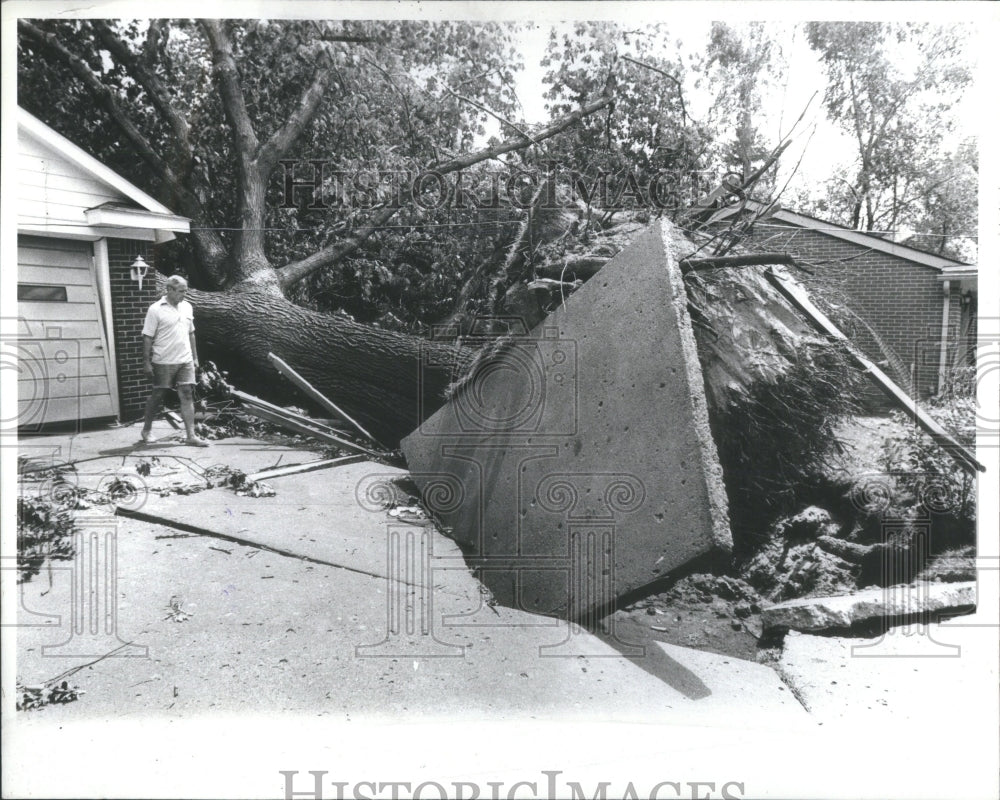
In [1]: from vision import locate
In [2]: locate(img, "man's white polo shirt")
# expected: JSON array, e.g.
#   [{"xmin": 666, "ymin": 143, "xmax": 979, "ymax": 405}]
[{"xmin": 142, "ymin": 296, "xmax": 195, "ymax": 364}]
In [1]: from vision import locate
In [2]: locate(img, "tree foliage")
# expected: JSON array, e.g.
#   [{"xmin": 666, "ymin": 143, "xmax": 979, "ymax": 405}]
[
  {"xmin": 540, "ymin": 22, "xmax": 712, "ymax": 221},
  {"xmin": 701, "ymin": 22, "xmax": 785, "ymax": 189},
  {"xmin": 804, "ymin": 22, "xmax": 974, "ymax": 257},
  {"xmin": 18, "ymin": 19, "xmax": 530, "ymax": 313}
]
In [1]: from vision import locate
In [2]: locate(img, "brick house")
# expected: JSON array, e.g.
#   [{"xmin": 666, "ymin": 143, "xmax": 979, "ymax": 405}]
[
  {"xmin": 709, "ymin": 201, "xmax": 978, "ymax": 397},
  {"xmin": 15, "ymin": 108, "xmax": 190, "ymax": 429}
]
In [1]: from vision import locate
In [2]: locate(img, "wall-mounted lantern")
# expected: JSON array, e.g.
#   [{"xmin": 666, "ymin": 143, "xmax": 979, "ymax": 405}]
[{"xmin": 130, "ymin": 254, "xmax": 150, "ymax": 291}]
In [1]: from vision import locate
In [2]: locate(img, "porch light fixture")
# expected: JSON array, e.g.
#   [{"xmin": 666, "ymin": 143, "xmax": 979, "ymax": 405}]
[{"xmin": 130, "ymin": 254, "xmax": 150, "ymax": 290}]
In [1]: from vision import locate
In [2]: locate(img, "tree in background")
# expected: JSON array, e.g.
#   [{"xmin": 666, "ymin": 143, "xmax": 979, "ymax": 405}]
[
  {"xmin": 903, "ymin": 138, "xmax": 978, "ymax": 261},
  {"xmin": 701, "ymin": 21, "xmax": 785, "ymax": 192},
  {"xmin": 805, "ymin": 22, "xmax": 974, "ymax": 258}
]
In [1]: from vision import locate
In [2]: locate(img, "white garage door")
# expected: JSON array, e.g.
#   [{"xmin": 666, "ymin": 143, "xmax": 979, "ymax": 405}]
[{"xmin": 17, "ymin": 235, "xmax": 115, "ymax": 427}]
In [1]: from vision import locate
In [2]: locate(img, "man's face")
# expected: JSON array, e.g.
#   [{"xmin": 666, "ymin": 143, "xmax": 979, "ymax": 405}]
[{"xmin": 166, "ymin": 284, "xmax": 187, "ymax": 306}]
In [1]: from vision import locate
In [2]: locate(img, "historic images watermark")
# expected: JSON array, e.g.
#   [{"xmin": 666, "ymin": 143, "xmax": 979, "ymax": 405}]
[
  {"xmin": 4, "ymin": 312, "xmax": 150, "ymax": 658},
  {"xmin": 278, "ymin": 160, "xmax": 731, "ymax": 213},
  {"xmin": 279, "ymin": 769, "xmax": 746, "ymax": 800},
  {"xmin": 2, "ymin": 317, "xmax": 84, "ymax": 437}
]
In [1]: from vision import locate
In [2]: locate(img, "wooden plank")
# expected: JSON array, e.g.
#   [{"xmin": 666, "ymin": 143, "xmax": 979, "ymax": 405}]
[
  {"xmin": 18, "ymin": 236, "xmax": 93, "ymax": 254},
  {"xmin": 18, "ymin": 167, "xmax": 117, "ymax": 198},
  {"xmin": 18, "ymin": 198, "xmax": 94, "ymax": 223},
  {"xmin": 18, "ymin": 179, "xmax": 120, "ymax": 206},
  {"xmin": 246, "ymin": 454, "xmax": 367, "ymax": 482},
  {"xmin": 230, "ymin": 389, "xmax": 354, "ymax": 439},
  {"xmin": 164, "ymin": 410, "xmax": 183, "ymax": 429},
  {"xmin": 235, "ymin": 396, "xmax": 381, "ymax": 457},
  {"xmin": 267, "ymin": 352, "xmax": 383, "ymax": 447},
  {"xmin": 765, "ymin": 269, "xmax": 985, "ymax": 474}
]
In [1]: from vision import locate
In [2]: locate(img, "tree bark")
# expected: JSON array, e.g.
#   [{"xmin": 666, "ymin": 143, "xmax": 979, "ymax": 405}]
[{"xmin": 186, "ymin": 286, "xmax": 476, "ymax": 445}]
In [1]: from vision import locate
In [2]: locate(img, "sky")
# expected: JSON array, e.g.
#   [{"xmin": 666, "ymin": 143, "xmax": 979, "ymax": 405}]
[{"xmin": 502, "ymin": 19, "xmax": 978, "ymax": 233}]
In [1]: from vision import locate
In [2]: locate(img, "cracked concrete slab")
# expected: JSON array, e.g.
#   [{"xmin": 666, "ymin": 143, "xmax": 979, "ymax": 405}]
[
  {"xmin": 402, "ymin": 219, "xmax": 732, "ymax": 619},
  {"xmin": 762, "ymin": 582, "xmax": 976, "ymax": 633},
  {"xmin": 115, "ymin": 461, "xmax": 425, "ymax": 582},
  {"xmin": 14, "ymin": 501, "xmax": 800, "ymax": 724}
]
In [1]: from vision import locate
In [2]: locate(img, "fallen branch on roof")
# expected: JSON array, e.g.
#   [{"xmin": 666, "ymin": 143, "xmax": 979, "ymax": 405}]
[{"xmin": 681, "ymin": 253, "xmax": 812, "ymax": 275}]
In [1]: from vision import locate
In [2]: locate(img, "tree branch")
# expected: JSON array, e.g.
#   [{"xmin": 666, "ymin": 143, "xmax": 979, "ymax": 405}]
[
  {"xmin": 21, "ymin": 20, "xmax": 230, "ymax": 290},
  {"xmin": 90, "ymin": 20, "xmax": 193, "ymax": 162},
  {"xmin": 681, "ymin": 253, "xmax": 811, "ymax": 274},
  {"xmin": 258, "ymin": 48, "xmax": 340, "ymax": 171},
  {"xmin": 619, "ymin": 54, "xmax": 691, "ymax": 124},
  {"xmin": 200, "ymin": 20, "xmax": 259, "ymax": 158},
  {"xmin": 276, "ymin": 89, "xmax": 616, "ymax": 289},
  {"xmin": 18, "ymin": 20, "xmax": 180, "ymax": 190},
  {"xmin": 445, "ymin": 87, "xmax": 539, "ymax": 145}
]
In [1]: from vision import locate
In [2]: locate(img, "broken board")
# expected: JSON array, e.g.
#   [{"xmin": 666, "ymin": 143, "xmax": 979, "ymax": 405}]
[{"xmin": 401, "ymin": 219, "xmax": 732, "ymax": 620}]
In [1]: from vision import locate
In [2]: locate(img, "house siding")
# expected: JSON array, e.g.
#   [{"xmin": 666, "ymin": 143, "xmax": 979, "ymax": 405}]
[
  {"xmin": 737, "ymin": 222, "xmax": 950, "ymax": 397},
  {"xmin": 18, "ymin": 128, "xmax": 123, "ymax": 236}
]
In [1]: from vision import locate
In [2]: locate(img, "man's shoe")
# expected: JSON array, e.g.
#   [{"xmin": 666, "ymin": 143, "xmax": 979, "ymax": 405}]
[
  {"xmin": 139, "ymin": 429, "xmax": 152, "ymax": 443},
  {"xmin": 185, "ymin": 437, "xmax": 210, "ymax": 447}
]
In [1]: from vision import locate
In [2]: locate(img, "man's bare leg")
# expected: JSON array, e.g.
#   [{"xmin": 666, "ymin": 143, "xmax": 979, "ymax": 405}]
[
  {"xmin": 178, "ymin": 385, "xmax": 208, "ymax": 446},
  {"xmin": 141, "ymin": 388, "xmax": 168, "ymax": 441}
]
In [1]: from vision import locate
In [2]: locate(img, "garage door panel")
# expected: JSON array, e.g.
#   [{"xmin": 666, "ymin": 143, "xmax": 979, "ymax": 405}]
[
  {"xmin": 19, "ymin": 320, "xmax": 105, "ymax": 344},
  {"xmin": 17, "ymin": 265, "xmax": 95, "ymax": 286},
  {"xmin": 18, "ymin": 394, "xmax": 114, "ymax": 427},
  {"xmin": 19, "ymin": 374, "xmax": 112, "ymax": 401},
  {"xmin": 20, "ymin": 301, "xmax": 109, "ymax": 322},
  {"xmin": 17, "ymin": 236, "xmax": 116, "ymax": 426},
  {"xmin": 17, "ymin": 354, "xmax": 110, "ymax": 381},
  {"xmin": 18, "ymin": 247, "xmax": 95, "ymax": 270},
  {"xmin": 17, "ymin": 284, "xmax": 97, "ymax": 304}
]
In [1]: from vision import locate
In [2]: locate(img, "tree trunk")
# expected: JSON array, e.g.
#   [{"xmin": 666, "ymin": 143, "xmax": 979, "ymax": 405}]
[{"xmin": 186, "ymin": 286, "xmax": 476, "ymax": 446}]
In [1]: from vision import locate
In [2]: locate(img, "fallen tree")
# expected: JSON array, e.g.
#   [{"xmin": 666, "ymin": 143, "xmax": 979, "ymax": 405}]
[{"xmin": 185, "ymin": 285, "xmax": 476, "ymax": 445}]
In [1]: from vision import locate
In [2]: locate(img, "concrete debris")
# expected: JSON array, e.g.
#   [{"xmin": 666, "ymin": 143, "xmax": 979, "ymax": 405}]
[
  {"xmin": 761, "ymin": 581, "xmax": 976, "ymax": 633},
  {"xmin": 401, "ymin": 219, "xmax": 732, "ymax": 619}
]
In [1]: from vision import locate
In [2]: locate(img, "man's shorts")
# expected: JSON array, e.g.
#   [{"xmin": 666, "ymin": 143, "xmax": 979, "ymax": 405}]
[{"xmin": 151, "ymin": 361, "xmax": 196, "ymax": 389}]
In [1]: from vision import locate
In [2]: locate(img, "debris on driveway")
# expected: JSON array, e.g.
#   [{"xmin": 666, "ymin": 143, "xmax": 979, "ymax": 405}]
[{"xmin": 761, "ymin": 581, "xmax": 976, "ymax": 633}]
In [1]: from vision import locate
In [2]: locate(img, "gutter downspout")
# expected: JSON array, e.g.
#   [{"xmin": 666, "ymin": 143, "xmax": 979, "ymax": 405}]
[{"xmin": 938, "ymin": 279, "xmax": 951, "ymax": 394}]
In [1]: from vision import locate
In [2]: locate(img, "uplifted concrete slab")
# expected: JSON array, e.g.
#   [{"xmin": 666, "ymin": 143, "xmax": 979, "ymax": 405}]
[
  {"xmin": 762, "ymin": 582, "xmax": 976, "ymax": 633},
  {"xmin": 402, "ymin": 219, "xmax": 731, "ymax": 619}
]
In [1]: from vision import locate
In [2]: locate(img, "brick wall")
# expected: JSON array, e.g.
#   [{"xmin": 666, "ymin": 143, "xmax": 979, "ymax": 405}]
[
  {"xmin": 735, "ymin": 223, "xmax": 950, "ymax": 397},
  {"xmin": 108, "ymin": 239, "xmax": 161, "ymax": 421}
]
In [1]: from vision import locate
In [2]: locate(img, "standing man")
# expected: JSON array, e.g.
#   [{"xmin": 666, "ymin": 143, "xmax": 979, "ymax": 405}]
[{"xmin": 139, "ymin": 275, "xmax": 209, "ymax": 447}]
